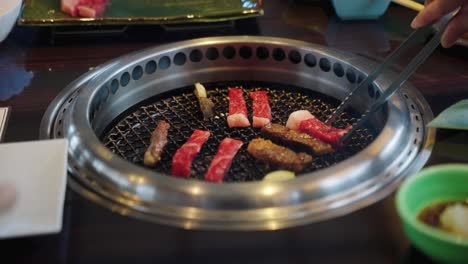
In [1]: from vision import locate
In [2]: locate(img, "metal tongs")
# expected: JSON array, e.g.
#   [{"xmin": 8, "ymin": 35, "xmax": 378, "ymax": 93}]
[{"xmin": 325, "ymin": 10, "xmax": 458, "ymax": 144}]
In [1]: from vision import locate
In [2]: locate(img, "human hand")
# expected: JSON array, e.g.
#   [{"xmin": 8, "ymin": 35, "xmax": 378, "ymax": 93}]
[
  {"xmin": 411, "ymin": 0, "xmax": 468, "ymax": 48},
  {"xmin": 0, "ymin": 183, "xmax": 16, "ymax": 213}
]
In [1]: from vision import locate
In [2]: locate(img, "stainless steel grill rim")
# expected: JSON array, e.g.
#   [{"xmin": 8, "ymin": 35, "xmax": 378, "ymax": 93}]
[{"xmin": 40, "ymin": 36, "xmax": 435, "ymax": 230}]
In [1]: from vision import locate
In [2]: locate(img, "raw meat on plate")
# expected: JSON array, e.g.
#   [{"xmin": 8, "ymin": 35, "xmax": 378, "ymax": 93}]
[{"xmin": 61, "ymin": 0, "xmax": 109, "ymax": 18}]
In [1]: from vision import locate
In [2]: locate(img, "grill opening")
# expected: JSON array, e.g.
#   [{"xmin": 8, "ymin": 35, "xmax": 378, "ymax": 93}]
[{"xmin": 101, "ymin": 81, "xmax": 381, "ymax": 182}]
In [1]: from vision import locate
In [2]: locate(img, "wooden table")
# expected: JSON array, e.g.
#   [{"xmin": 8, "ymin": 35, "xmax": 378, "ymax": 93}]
[{"xmin": 1, "ymin": 1, "xmax": 467, "ymax": 263}]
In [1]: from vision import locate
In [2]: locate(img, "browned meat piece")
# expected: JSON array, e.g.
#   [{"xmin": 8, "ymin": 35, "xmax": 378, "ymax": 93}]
[
  {"xmin": 144, "ymin": 120, "xmax": 170, "ymax": 167},
  {"xmin": 247, "ymin": 138, "xmax": 313, "ymax": 173},
  {"xmin": 261, "ymin": 123, "xmax": 334, "ymax": 155}
]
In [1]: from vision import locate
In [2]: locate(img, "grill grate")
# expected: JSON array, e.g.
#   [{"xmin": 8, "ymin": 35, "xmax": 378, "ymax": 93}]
[{"xmin": 101, "ymin": 81, "xmax": 377, "ymax": 182}]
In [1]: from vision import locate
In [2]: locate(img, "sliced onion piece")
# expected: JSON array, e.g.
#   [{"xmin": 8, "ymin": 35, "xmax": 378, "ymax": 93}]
[{"xmin": 263, "ymin": 170, "xmax": 296, "ymax": 181}]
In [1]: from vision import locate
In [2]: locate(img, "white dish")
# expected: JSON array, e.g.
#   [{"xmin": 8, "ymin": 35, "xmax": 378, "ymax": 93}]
[
  {"xmin": 0, "ymin": 0, "xmax": 22, "ymax": 42},
  {"xmin": 0, "ymin": 139, "xmax": 68, "ymax": 239}
]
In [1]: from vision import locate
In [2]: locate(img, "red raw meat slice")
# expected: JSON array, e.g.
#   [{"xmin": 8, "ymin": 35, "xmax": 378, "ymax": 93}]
[
  {"xmin": 227, "ymin": 88, "xmax": 250, "ymax": 128},
  {"xmin": 61, "ymin": 0, "xmax": 108, "ymax": 17},
  {"xmin": 286, "ymin": 110, "xmax": 315, "ymax": 131},
  {"xmin": 172, "ymin": 130, "xmax": 210, "ymax": 178},
  {"xmin": 205, "ymin": 138, "xmax": 243, "ymax": 183},
  {"xmin": 89, "ymin": 0, "xmax": 107, "ymax": 16},
  {"xmin": 77, "ymin": 5, "xmax": 96, "ymax": 17},
  {"xmin": 249, "ymin": 90, "xmax": 272, "ymax": 127},
  {"xmin": 298, "ymin": 116, "xmax": 351, "ymax": 145},
  {"xmin": 61, "ymin": 0, "xmax": 80, "ymax": 16}
]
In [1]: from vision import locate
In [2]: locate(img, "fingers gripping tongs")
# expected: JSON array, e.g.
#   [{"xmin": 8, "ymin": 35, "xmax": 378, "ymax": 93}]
[{"xmin": 325, "ymin": 11, "xmax": 458, "ymax": 144}]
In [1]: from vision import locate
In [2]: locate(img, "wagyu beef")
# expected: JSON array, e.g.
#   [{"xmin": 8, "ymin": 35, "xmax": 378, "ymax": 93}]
[
  {"xmin": 227, "ymin": 88, "xmax": 250, "ymax": 128},
  {"xmin": 61, "ymin": 0, "xmax": 109, "ymax": 18},
  {"xmin": 286, "ymin": 110, "xmax": 351, "ymax": 145},
  {"xmin": 249, "ymin": 90, "xmax": 272, "ymax": 128},
  {"xmin": 172, "ymin": 130, "xmax": 210, "ymax": 178},
  {"xmin": 204, "ymin": 138, "xmax": 243, "ymax": 183}
]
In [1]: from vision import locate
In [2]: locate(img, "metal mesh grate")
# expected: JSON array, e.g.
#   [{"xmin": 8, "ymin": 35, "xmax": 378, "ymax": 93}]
[{"xmin": 101, "ymin": 81, "xmax": 378, "ymax": 182}]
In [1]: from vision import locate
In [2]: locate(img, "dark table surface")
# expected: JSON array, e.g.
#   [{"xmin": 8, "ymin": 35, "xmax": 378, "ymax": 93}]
[{"xmin": 1, "ymin": 1, "xmax": 468, "ymax": 263}]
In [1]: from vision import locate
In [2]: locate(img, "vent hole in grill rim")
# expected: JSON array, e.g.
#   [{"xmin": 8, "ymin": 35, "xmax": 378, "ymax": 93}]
[
  {"xmin": 110, "ymin": 79, "xmax": 119, "ymax": 94},
  {"xmin": 206, "ymin": 47, "xmax": 220, "ymax": 60},
  {"xmin": 288, "ymin": 50, "xmax": 302, "ymax": 64},
  {"xmin": 346, "ymin": 68, "xmax": 356, "ymax": 83},
  {"xmin": 272, "ymin": 48, "xmax": 286, "ymax": 61},
  {"xmin": 239, "ymin": 46, "xmax": 253, "ymax": 59},
  {"xmin": 319, "ymin": 58, "xmax": 331, "ymax": 72},
  {"xmin": 98, "ymin": 85, "xmax": 110, "ymax": 103},
  {"xmin": 145, "ymin": 60, "xmax": 157, "ymax": 74},
  {"xmin": 189, "ymin": 49, "xmax": 203, "ymax": 62},
  {"xmin": 304, "ymin": 53, "xmax": 317, "ymax": 67},
  {"xmin": 120, "ymin": 72, "xmax": 130, "ymax": 87},
  {"xmin": 132, "ymin": 66, "xmax": 143, "ymax": 80},
  {"xmin": 159, "ymin": 56, "xmax": 171, "ymax": 70},
  {"xmin": 174, "ymin": 52, "xmax": 187, "ymax": 66},
  {"xmin": 333, "ymin": 63, "xmax": 344, "ymax": 77},
  {"xmin": 223, "ymin": 46, "xmax": 236, "ymax": 59},
  {"xmin": 256, "ymin": 46, "xmax": 269, "ymax": 60}
]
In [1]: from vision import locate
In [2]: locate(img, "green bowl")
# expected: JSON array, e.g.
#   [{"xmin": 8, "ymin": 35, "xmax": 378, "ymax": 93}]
[{"xmin": 396, "ymin": 164, "xmax": 468, "ymax": 264}]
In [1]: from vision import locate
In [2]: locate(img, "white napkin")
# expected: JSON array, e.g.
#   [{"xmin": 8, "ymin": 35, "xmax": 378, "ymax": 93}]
[{"xmin": 0, "ymin": 139, "xmax": 68, "ymax": 239}]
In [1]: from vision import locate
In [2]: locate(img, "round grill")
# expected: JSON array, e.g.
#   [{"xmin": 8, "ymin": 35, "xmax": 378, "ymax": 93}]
[
  {"xmin": 40, "ymin": 36, "xmax": 434, "ymax": 230},
  {"xmin": 102, "ymin": 81, "xmax": 376, "ymax": 182}
]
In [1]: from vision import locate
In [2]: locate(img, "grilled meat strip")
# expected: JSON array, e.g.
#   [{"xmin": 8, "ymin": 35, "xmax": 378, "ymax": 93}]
[
  {"xmin": 261, "ymin": 123, "xmax": 334, "ymax": 155},
  {"xmin": 143, "ymin": 120, "xmax": 170, "ymax": 167},
  {"xmin": 247, "ymin": 138, "xmax": 313, "ymax": 173}
]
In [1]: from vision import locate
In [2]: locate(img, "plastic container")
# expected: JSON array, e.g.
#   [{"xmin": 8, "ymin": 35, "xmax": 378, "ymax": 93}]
[{"xmin": 331, "ymin": 0, "xmax": 391, "ymax": 20}]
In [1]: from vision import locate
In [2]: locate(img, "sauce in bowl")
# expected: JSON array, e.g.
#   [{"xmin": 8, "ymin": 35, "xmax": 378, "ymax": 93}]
[{"xmin": 418, "ymin": 200, "xmax": 468, "ymax": 238}]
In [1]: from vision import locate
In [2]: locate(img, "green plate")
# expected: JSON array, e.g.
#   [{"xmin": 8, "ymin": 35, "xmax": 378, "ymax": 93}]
[{"xmin": 19, "ymin": 0, "xmax": 263, "ymax": 26}]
